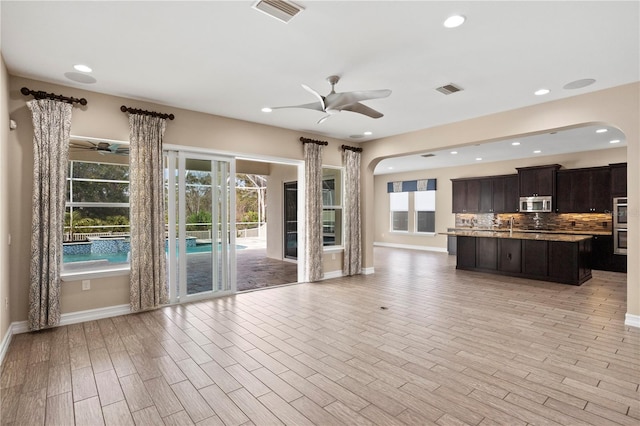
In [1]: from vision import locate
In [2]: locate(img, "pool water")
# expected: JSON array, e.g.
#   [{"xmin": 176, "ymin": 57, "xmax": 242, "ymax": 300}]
[{"xmin": 63, "ymin": 243, "xmax": 247, "ymax": 264}]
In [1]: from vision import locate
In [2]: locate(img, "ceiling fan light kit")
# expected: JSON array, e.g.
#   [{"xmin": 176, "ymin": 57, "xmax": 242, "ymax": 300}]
[{"xmin": 271, "ymin": 75, "xmax": 391, "ymax": 124}]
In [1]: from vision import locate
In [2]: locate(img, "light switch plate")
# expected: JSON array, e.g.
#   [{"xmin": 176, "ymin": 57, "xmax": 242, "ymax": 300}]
[{"xmin": 82, "ymin": 280, "xmax": 90, "ymax": 291}]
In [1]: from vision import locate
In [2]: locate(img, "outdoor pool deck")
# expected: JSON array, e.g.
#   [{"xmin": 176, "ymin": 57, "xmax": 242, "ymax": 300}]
[{"xmin": 186, "ymin": 237, "xmax": 298, "ymax": 293}]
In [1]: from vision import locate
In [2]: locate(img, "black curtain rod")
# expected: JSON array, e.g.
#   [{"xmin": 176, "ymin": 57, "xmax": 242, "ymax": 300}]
[
  {"xmin": 21, "ymin": 87, "xmax": 87, "ymax": 105},
  {"xmin": 120, "ymin": 105, "xmax": 175, "ymax": 120},
  {"xmin": 299, "ymin": 137, "xmax": 328, "ymax": 146},
  {"xmin": 341, "ymin": 144, "xmax": 363, "ymax": 152}
]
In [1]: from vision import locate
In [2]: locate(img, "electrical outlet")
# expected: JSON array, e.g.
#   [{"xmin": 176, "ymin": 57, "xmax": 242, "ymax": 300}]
[
  {"xmin": 331, "ymin": 253, "xmax": 336, "ymax": 260},
  {"xmin": 82, "ymin": 280, "xmax": 91, "ymax": 291}
]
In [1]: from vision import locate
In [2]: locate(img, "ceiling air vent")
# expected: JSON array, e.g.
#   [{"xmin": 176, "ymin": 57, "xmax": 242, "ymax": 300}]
[
  {"xmin": 435, "ymin": 83, "xmax": 463, "ymax": 95},
  {"xmin": 421, "ymin": 153, "xmax": 435, "ymax": 158},
  {"xmin": 253, "ymin": 0, "xmax": 304, "ymax": 23}
]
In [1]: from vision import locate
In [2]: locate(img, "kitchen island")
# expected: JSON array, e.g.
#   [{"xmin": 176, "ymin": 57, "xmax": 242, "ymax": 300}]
[{"xmin": 445, "ymin": 230, "xmax": 592, "ymax": 285}]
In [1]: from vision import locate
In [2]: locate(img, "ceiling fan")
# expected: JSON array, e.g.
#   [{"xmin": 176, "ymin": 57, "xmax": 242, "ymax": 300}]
[
  {"xmin": 69, "ymin": 140, "xmax": 129, "ymax": 155},
  {"xmin": 272, "ymin": 75, "xmax": 391, "ymax": 124}
]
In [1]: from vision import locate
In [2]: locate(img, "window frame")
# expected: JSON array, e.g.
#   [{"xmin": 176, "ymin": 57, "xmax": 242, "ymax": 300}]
[
  {"xmin": 389, "ymin": 191, "xmax": 409, "ymax": 232},
  {"xmin": 62, "ymin": 159, "xmax": 131, "ymax": 277},
  {"xmin": 321, "ymin": 166, "xmax": 344, "ymax": 250},
  {"xmin": 414, "ymin": 190, "xmax": 436, "ymax": 234}
]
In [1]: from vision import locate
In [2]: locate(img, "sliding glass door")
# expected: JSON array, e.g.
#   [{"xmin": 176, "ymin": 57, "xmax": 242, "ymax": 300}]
[{"xmin": 165, "ymin": 151, "xmax": 236, "ymax": 303}]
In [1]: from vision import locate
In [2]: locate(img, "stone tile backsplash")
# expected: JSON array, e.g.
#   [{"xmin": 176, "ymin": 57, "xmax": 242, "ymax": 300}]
[{"xmin": 455, "ymin": 212, "xmax": 612, "ymax": 233}]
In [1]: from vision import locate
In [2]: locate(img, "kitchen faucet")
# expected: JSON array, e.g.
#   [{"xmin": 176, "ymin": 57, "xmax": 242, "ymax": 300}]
[{"xmin": 509, "ymin": 216, "xmax": 515, "ymax": 234}]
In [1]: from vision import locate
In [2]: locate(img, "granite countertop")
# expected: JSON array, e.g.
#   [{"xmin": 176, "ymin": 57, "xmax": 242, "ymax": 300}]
[
  {"xmin": 442, "ymin": 229, "xmax": 593, "ymax": 242},
  {"xmin": 446, "ymin": 227, "xmax": 611, "ymax": 236}
]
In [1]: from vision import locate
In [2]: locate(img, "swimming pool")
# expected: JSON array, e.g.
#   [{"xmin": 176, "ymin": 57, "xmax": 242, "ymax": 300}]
[{"xmin": 63, "ymin": 242, "xmax": 247, "ymax": 264}]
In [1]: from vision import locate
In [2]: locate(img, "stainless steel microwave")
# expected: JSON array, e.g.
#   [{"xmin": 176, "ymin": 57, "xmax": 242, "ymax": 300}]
[{"xmin": 519, "ymin": 196, "xmax": 552, "ymax": 213}]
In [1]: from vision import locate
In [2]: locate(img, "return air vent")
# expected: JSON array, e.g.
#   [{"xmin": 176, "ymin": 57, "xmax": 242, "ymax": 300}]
[
  {"xmin": 421, "ymin": 153, "xmax": 435, "ymax": 158},
  {"xmin": 252, "ymin": 0, "xmax": 304, "ymax": 23},
  {"xmin": 435, "ymin": 83, "xmax": 463, "ymax": 95}
]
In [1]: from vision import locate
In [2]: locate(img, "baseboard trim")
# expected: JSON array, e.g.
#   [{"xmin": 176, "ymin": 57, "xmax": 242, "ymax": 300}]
[
  {"xmin": 323, "ymin": 270, "xmax": 344, "ymax": 280},
  {"xmin": 0, "ymin": 323, "xmax": 15, "ymax": 366},
  {"xmin": 362, "ymin": 267, "xmax": 375, "ymax": 275},
  {"xmin": 625, "ymin": 313, "xmax": 640, "ymax": 328},
  {"xmin": 1, "ymin": 304, "xmax": 132, "ymax": 366},
  {"xmin": 7, "ymin": 305, "xmax": 132, "ymax": 337},
  {"xmin": 374, "ymin": 242, "xmax": 448, "ymax": 253}
]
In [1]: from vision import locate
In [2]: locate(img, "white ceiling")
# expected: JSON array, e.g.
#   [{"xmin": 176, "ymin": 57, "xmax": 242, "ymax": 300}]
[
  {"xmin": 375, "ymin": 124, "xmax": 627, "ymax": 175},
  {"xmin": 2, "ymin": 1, "xmax": 639, "ymax": 167}
]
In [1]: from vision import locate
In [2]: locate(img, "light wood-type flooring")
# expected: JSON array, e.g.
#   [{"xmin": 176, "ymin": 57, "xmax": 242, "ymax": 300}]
[{"xmin": 1, "ymin": 247, "xmax": 639, "ymax": 425}]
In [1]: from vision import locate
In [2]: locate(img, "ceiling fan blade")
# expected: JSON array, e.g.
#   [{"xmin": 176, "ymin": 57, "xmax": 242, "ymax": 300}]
[
  {"xmin": 108, "ymin": 143, "xmax": 121, "ymax": 152},
  {"xmin": 271, "ymin": 102, "xmax": 325, "ymax": 112},
  {"xmin": 326, "ymin": 89, "xmax": 392, "ymax": 110},
  {"xmin": 301, "ymin": 84, "xmax": 326, "ymax": 111},
  {"xmin": 317, "ymin": 115, "xmax": 331, "ymax": 124},
  {"xmin": 341, "ymin": 102, "xmax": 384, "ymax": 119}
]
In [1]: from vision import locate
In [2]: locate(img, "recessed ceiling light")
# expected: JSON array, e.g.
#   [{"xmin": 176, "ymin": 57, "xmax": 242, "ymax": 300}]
[
  {"xmin": 596, "ymin": 128, "xmax": 608, "ymax": 133},
  {"xmin": 363, "ymin": 131, "xmax": 373, "ymax": 136},
  {"xmin": 563, "ymin": 78, "xmax": 596, "ymax": 90},
  {"xmin": 444, "ymin": 15, "xmax": 465, "ymax": 28},
  {"xmin": 511, "ymin": 142, "xmax": 521, "ymax": 146},
  {"xmin": 73, "ymin": 64, "xmax": 92, "ymax": 73},
  {"xmin": 533, "ymin": 150, "xmax": 542, "ymax": 154},
  {"xmin": 450, "ymin": 151, "xmax": 458, "ymax": 155},
  {"xmin": 387, "ymin": 167, "xmax": 394, "ymax": 170},
  {"xmin": 534, "ymin": 89, "xmax": 550, "ymax": 96},
  {"xmin": 475, "ymin": 157, "xmax": 482, "ymax": 161},
  {"xmin": 609, "ymin": 139, "xmax": 621, "ymax": 144},
  {"xmin": 261, "ymin": 107, "xmax": 272, "ymax": 113}
]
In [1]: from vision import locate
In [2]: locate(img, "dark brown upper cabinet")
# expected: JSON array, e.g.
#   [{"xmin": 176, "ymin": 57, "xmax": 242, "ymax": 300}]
[
  {"xmin": 452, "ymin": 179, "xmax": 480, "ymax": 213},
  {"xmin": 555, "ymin": 166, "xmax": 611, "ymax": 213},
  {"xmin": 610, "ymin": 163, "xmax": 627, "ymax": 197},
  {"xmin": 452, "ymin": 174, "xmax": 519, "ymax": 213},
  {"xmin": 516, "ymin": 164, "xmax": 561, "ymax": 197},
  {"xmin": 492, "ymin": 175, "xmax": 519, "ymax": 213}
]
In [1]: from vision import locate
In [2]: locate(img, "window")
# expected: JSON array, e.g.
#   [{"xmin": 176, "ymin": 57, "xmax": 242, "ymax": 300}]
[
  {"xmin": 322, "ymin": 167, "xmax": 343, "ymax": 247},
  {"xmin": 390, "ymin": 192, "xmax": 409, "ymax": 231},
  {"xmin": 63, "ymin": 160, "xmax": 130, "ymax": 271},
  {"xmin": 415, "ymin": 190, "xmax": 436, "ymax": 233},
  {"xmin": 388, "ymin": 178, "xmax": 437, "ymax": 234}
]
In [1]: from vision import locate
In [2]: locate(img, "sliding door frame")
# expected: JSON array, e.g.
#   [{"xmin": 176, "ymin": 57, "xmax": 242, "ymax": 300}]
[{"xmin": 165, "ymin": 148, "xmax": 236, "ymax": 304}]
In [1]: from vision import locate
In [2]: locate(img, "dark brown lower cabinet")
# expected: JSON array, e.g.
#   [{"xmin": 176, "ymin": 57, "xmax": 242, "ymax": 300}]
[
  {"xmin": 477, "ymin": 238, "xmax": 498, "ymax": 270},
  {"xmin": 499, "ymin": 239, "xmax": 522, "ymax": 273},
  {"xmin": 522, "ymin": 240, "xmax": 548, "ymax": 277},
  {"xmin": 591, "ymin": 235, "xmax": 627, "ymax": 273},
  {"xmin": 455, "ymin": 236, "xmax": 591, "ymax": 285},
  {"xmin": 457, "ymin": 237, "xmax": 476, "ymax": 269},
  {"xmin": 548, "ymin": 241, "xmax": 577, "ymax": 283}
]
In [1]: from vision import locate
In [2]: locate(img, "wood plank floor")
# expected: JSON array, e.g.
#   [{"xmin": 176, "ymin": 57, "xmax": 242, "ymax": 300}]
[{"xmin": 1, "ymin": 247, "xmax": 638, "ymax": 425}]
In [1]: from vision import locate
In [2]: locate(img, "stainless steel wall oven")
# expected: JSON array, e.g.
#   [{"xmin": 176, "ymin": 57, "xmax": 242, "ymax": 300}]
[{"xmin": 613, "ymin": 197, "xmax": 627, "ymax": 255}]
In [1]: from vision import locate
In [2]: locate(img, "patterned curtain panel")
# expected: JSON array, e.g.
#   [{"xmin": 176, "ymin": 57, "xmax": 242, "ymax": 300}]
[
  {"xmin": 27, "ymin": 99, "xmax": 73, "ymax": 331},
  {"xmin": 128, "ymin": 114, "xmax": 168, "ymax": 311},
  {"xmin": 343, "ymin": 149, "xmax": 361, "ymax": 276},
  {"xmin": 304, "ymin": 143, "xmax": 324, "ymax": 282}
]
